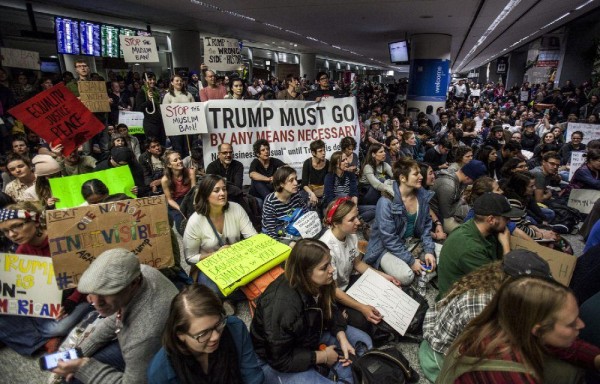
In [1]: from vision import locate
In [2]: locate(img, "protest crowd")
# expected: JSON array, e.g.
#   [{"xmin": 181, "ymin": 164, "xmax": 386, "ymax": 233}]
[{"xmin": 2, "ymin": 55, "xmax": 600, "ymax": 384}]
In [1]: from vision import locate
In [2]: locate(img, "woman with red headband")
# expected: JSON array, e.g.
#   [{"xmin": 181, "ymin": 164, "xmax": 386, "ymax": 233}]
[
  {"xmin": 0, "ymin": 202, "xmax": 91, "ymax": 355},
  {"xmin": 320, "ymin": 198, "xmax": 400, "ymax": 337}
]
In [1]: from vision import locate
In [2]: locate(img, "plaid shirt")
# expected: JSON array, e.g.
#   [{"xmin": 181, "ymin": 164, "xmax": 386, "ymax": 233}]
[{"xmin": 423, "ymin": 289, "xmax": 494, "ymax": 354}]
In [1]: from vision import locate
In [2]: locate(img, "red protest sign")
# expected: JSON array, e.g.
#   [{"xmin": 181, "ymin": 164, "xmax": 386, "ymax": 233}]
[{"xmin": 8, "ymin": 83, "xmax": 105, "ymax": 156}]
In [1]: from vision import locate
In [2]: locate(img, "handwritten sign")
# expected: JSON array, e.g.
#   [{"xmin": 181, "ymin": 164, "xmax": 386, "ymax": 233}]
[
  {"xmin": 201, "ymin": 97, "xmax": 360, "ymax": 184},
  {"xmin": 566, "ymin": 122, "xmax": 600, "ymax": 145},
  {"xmin": 160, "ymin": 102, "xmax": 207, "ymax": 136},
  {"xmin": 47, "ymin": 195, "xmax": 173, "ymax": 289},
  {"xmin": 569, "ymin": 151, "xmax": 586, "ymax": 182},
  {"xmin": 49, "ymin": 166, "xmax": 136, "ymax": 209},
  {"xmin": 347, "ymin": 269, "xmax": 420, "ymax": 335},
  {"xmin": 120, "ymin": 35, "xmax": 159, "ymax": 63},
  {"xmin": 203, "ymin": 36, "xmax": 243, "ymax": 71},
  {"xmin": 520, "ymin": 90, "xmax": 529, "ymax": 102},
  {"xmin": 118, "ymin": 111, "xmax": 145, "ymax": 135},
  {"xmin": 197, "ymin": 234, "xmax": 291, "ymax": 296},
  {"xmin": 78, "ymin": 81, "xmax": 110, "ymax": 113},
  {"xmin": 8, "ymin": 83, "xmax": 105, "ymax": 156},
  {"xmin": 293, "ymin": 211, "xmax": 322, "ymax": 238},
  {"xmin": 568, "ymin": 189, "xmax": 600, "ymax": 214},
  {"xmin": 0, "ymin": 253, "xmax": 62, "ymax": 318},
  {"xmin": 510, "ymin": 236, "xmax": 576, "ymax": 286},
  {"xmin": 0, "ymin": 47, "xmax": 40, "ymax": 70}
]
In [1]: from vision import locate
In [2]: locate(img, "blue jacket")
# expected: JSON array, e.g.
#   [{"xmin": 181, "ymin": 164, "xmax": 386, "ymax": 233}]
[
  {"xmin": 364, "ymin": 181, "xmax": 435, "ymax": 268},
  {"xmin": 147, "ymin": 316, "xmax": 264, "ymax": 384}
]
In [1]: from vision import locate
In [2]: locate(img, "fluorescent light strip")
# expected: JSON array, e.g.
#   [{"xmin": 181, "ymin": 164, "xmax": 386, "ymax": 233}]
[
  {"xmin": 576, "ymin": 0, "xmax": 594, "ymax": 10},
  {"xmin": 540, "ymin": 12, "xmax": 571, "ymax": 29}
]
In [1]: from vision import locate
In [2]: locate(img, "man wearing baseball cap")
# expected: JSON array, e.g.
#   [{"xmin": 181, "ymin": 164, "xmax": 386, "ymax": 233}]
[
  {"xmin": 53, "ymin": 248, "xmax": 178, "ymax": 384},
  {"xmin": 437, "ymin": 192, "xmax": 524, "ymax": 298}
]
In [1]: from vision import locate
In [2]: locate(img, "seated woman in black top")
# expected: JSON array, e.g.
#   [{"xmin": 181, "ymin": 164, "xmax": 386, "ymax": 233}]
[
  {"xmin": 248, "ymin": 139, "xmax": 285, "ymax": 201},
  {"xmin": 302, "ymin": 139, "xmax": 329, "ymax": 207}
]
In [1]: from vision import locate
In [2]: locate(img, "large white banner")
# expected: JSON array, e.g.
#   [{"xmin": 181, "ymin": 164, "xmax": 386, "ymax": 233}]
[
  {"xmin": 200, "ymin": 97, "xmax": 360, "ymax": 184},
  {"xmin": 203, "ymin": 36, "xmax": 243, "ymax": 71},
  {"xmin": 120, "ymin": 35, "xmax": 159, "ymax": 63},
  {"xmin": 566, "ymin": 122, "xmax": 600, "ymax": 145}
]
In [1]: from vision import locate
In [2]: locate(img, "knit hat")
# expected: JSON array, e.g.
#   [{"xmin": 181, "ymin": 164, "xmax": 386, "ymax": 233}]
[
  {"xmin": 78, "ymin": 248, "xmax": 141, "ymax": 295},
  {"xmin": 32, "ymin": 155, "xmax": 61, "ymax": 177},
  {"xmin": 461, "ymin": 160, "xmax": 487, "ymax": 180},
  {"xmin": 473, "ymin": 192, "xmax": 524, "ymax": 218},
  {"xmin": 503, "ymin": 249, "xmax": 553, "ymax": 279},
  {"xmin": 110, "ymin": 146, "xmax": 133, "ymax": 164}
]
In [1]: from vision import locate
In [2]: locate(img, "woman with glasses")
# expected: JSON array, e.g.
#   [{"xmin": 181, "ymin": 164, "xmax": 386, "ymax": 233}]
[
  {"xmin": 250, "ymin": 239, "xmax": 372, "ymax": 383},
  {"xmin": 0, "ymin": 202, "xmax": 91, "ymax": 355},
  {"xmin": 148, "ymin": 284, "xmax": 263, "ymax": 384}
]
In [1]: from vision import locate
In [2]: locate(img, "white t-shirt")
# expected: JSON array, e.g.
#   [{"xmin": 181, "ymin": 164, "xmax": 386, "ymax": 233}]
[{"xmin": 319, "ymin": 229, "xmax": 359, "ymax": 290}]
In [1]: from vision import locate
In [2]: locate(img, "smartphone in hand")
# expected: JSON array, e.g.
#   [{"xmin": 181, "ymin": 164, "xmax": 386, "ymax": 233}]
[{"xmin": 39, "ymin": 348, "xmax": 83, "ymax": 371}]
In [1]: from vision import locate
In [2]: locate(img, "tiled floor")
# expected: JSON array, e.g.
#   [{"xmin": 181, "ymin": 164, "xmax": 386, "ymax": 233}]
[{"xmin": 1, "ymin": 232, "xmax": 586, "ymax": 384}]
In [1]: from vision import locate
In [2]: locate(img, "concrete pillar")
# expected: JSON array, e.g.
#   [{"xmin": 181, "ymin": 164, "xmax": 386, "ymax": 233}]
[
  {"xmin": 407, "ymin": 34, "xmax": 452, "ymax": 114},
  {"xmin": 300, "ymin": 53, "xmax": 316, "ymax": 83},
  {"xmin": 170, "ymin": 30, "xmax": 202, "ymax": 73}
]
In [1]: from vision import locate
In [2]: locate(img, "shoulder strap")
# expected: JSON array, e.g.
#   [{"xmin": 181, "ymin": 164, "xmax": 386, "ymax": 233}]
[
  {"xmin": 438, "ymin": 354, "xmax": 536, "ymax": 383},
  {"xmin": 206, "ymin": 216, "xmax": 225, "ymax": 247}
]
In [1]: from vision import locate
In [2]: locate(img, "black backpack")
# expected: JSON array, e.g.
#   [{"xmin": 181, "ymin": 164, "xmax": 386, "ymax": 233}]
[
  {"xmin": 351, "ymin": 343, "xmax": 420, "ymax": 384},
  {"xmin": 547, "ymin": 200, "xmax": 582, "ymax": 234}
]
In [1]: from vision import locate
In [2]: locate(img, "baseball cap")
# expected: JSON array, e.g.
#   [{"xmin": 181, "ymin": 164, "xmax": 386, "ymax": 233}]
[
  {"xmin": 461, "ymin": 160, "xmax": 487, "ymax": 180},
  {"xmin": 473, "ymin": 192, "xmax": 525, "ymax": 218},
  {"xmin": 78, "ymin": 248, "xmax": 141, "ymax": 295},
  {"xmin": 523, "ymin": 121, "xmax": 536, "ymax": 128},
  {"xmin": 370, "ymin": 119, "xmax": 381, "ymax": 127},
  {"xmin": 502, "ymin": 249, "xmax": 553, "ymax": 279}
]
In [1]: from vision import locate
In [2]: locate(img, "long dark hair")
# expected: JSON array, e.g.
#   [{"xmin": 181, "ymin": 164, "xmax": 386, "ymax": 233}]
[
  {"xmin": 162, "ymin": 284, "xmax": 242, "ymax": 384},
  {"xmin": 360, "ymin": 143, "xmax": 384, "ymax": 177},
  {"xmin": 194, "ymin": 174, "xmax": 229, "ymax": 216},
  {"xmin": 163, "ymin": 150, "xmax": 192, "ymax": 194},
  {"xmin": 168, "ymin": 75, "xmax": 189, "ymax": 97}
]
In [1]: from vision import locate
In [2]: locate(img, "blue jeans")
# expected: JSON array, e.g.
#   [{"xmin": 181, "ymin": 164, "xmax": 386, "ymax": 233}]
[
  {"xmin": 358, "ymin": 205, "xmax": 376, "ymax": 223},
  {"xmin": 0, "ymin": 303, "xmax": 92, "ymax": 356},
  {"xmin": 69, "ymin": 341, "xmax": 125, "ymax": 384},
  {"xmin": 540, "ymin": 207, "xmax": 556, "ymax": 222},
  {"xmin": 259, "ymin": 325, "xmax": 372, "ymax": 384},
  {"xmin": 250, "ymin": 180, "xmax": 274, "ymax": 200}
]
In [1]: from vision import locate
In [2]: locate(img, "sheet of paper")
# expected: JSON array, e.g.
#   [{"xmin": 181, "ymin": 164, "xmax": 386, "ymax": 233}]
[
  {"xmin": 346, "ymin": 268, "xmax": 419, "ymax": 335},
  {"xmin": 293, "ymin": 211, "xmax": 322, "ymax": 238}
]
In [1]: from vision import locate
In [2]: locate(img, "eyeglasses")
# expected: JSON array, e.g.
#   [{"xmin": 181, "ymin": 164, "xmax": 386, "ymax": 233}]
[
  {"xmin": 545, "ymin": 161, "xmax": 560, "ymax": 167},
  {"xmin": 187, "ymin": 316, "xmax": 227, "ymax": 343},
  {"xmin": 220, "ymin": 151, "xmax": 233, "ymax": 155},
  {"xmin": 1, "ymin": 221, "xmax": 28, "ymax": 236},
  {"xmin": 572, "ymin": 137, "xmax": 582, "ymax": 140},
  {"xmin": 319, "ymin": 77, "xmax": 328, "ymax": 81}
]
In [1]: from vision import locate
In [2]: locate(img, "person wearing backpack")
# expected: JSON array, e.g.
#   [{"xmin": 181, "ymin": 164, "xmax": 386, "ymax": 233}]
[
  {"xmin": 250, "ymin": 239, "xmax": 372, "ymax": 383},
  {"xmin": 438, "ymin": 277, "xmax": 600, "ymax": 383}
]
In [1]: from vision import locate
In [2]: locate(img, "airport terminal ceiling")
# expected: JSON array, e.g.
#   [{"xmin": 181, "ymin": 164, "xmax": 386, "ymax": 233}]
[{"xmin": 12, "ymin": 0, "xmax": 600, "ymax": 73}]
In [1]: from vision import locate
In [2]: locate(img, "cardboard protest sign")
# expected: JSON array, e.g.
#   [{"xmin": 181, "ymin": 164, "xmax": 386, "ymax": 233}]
[
  {"xmin": 201, "ymin": 97, "xmax": 361, "ymax": 184},
  {"xmin": 203, "ymin": 36, "xmax": 243, "ymax": 71},
  {"xmin": 0, "ymin": 47, "xmax": 40, "ymax": 71},
  {"xmin": 510, "ymin": 236, "xmax": 576, "ymax": 286},
  {"xmin": 197, "ymin": 234, "xmax": 291, "ymax": 296},
  {"xmin": 566, "ymin": 122, "xmax": 600, "ymax": 145},
  {"xmin": 47, "ymin": 195, "xmax": 173, "ymax": 289},
  {"xmin": 78, "ymin": 81, "xmax": 110, "ymax": 113},
  {"xmin": 49, "ymin": 166, "xmax": 136, "ymax": 209},
  {"xmin": 568, "ymin": 151, "xmax": 586, "ymax": 182},
  {"xmin": 0, "ymin": 253, "xmax": 62, "ymax": 318},
  {"xmin": 118, "ymin": 111, "xmax": 145, "ymax": 135},
  {"xmin": 120, "ymin": 35, "xmax": 159, "ymax": 63},
  {"xmin": 568, "ymin": 189, "xmax": 600, "ymax": 214},
  {"xmin": 160, "ymin": 102, "xmax": 207, "ymax": 136},
  {"xmin": 8, "ymin": 83, "xmax": 105, "ymax": 156}
]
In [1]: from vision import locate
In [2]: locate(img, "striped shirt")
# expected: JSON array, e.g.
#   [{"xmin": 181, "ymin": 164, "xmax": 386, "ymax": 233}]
[{"xmin": 261, "ymin": 192, "xmax": 307, "ymax": 238}]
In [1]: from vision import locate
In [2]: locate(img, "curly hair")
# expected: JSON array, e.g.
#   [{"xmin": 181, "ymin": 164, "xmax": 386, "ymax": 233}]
[{"xmin": 438, "ymin": 261, "xmax": 506, "ymax": 307}]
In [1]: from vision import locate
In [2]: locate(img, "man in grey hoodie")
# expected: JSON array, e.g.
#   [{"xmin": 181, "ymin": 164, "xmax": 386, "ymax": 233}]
[{"xmin": 430, "ymin": 160, "xmax": 487, "ymax": 234}]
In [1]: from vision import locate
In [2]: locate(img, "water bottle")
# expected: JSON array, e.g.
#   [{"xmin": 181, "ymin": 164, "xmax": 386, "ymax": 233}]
[{"xmin": 417, "ymin": 272, "xmax": 427, "ymax": 296}]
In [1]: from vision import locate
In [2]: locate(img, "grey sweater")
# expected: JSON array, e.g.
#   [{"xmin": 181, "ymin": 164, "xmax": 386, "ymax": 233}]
[
  {"xmin": 430, "ymin": 169, "xmax": 466, "ymax": 220},
  {"xmin": 75, "ymin": 265, "xmax": 178, "ymax": 384}
]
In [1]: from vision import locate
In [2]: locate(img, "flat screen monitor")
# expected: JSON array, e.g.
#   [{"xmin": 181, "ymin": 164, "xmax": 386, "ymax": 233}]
[
  {"xmin": 388, "ymin": 40, "xmax": 409, "ymax": 64},
  {"xmin": 40, "ymin": 61, "xmax": 61, "ymax": 73},
  {"xmin": 80, "ymin": 21, "xmax": 101, "ymax": 56},
  {"xmin": 101, "ymin": 24, "xmax": 120, "ymax": 58},
  {"xmin": 119, "ymin": 28, "xmax": 136, "ymax": 57},
  {"xmin": 55, "ymin": 17, "xmax": 80, "ymax": 55},
  {"xmin": 137, "ymin": 30, "xmax": 151, "ymax": 37}
]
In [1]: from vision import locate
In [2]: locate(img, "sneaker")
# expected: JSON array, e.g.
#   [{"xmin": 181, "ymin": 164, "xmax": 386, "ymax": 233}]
[
  {"xmin": 44, "ymin": 337, "xmax": 62, "ymax": 354},
  {"xmin": 549, "ymin": 224, "xmax": 569, "ymax": 234}
]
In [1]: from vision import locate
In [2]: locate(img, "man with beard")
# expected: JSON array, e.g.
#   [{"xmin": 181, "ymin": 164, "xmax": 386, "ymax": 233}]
[{"xmin": 437, "ymin": 193, "xmax": 522, "ymax": 298}]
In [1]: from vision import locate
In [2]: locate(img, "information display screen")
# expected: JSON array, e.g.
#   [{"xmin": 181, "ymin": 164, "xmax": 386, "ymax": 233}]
[
  {"xmin": 101, "ymin": 25, "xmax": 120, "ymax": 58},
  {"xmin": 80, "ymin": 21, "xmax": 101, "ymax": 56},
  {"xmin": 55, "ymin": 17, "xmax": 80, "ymax": 55},
  {"xmin": 137, "ymin": 30, "xmax": 151, "ymax": 37},
  {"xmin": 119, "ymin": 28, "xmax": 136, "ymax": 57}
]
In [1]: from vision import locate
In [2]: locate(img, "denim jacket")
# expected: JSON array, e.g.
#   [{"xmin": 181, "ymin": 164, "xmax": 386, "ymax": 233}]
[{"xmin": 364, "ymin": 181, "xmax": 435, "ymax": 268}]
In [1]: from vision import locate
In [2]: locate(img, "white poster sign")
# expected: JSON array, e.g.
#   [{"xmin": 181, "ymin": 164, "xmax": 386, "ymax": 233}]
[
  {"xmin": 566, "ymin": 122, "xmax": 600, "ymax": 145},
  {"xmin": 118, "ymin": 111, "xmax": 145, "ymax": 135},
  {"xmin": 200, "ymin": 97, "xmax": 361, "ymax": 184},
  {"xmin": 119, "ymin": 35, "xmax": 159, "ymax": 63},
  {"xmin": 520, "ymin": 90, "xmax": 529, "ymax": 102},
  {"xmin": 0, "ymin": 48, "xmax": 40, "ymax": 70},
  {"xmin": 293, "ymin": 211, "xmax": 322, "ymax": 238},
  {"xmin": 569, "ymin": 152, "xmax": 586, "ymax": 182},
  {"xmin": 568, "ymin": 189, "xmax": 600, "ymax": 214},
  {"xmin": 203, "ymin": 36, "xmax": 243, "ymax": 71},
  {"xmin": 346, "ymin": 269, "xmax": 419, "ymax": 336},
  {"xmin": 0, "ymin": 253, "xmax": 62, "ymax": 318},
  {"xmin": 160, "ymin": 102, "xmax": 207, "ymax": 136}
]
